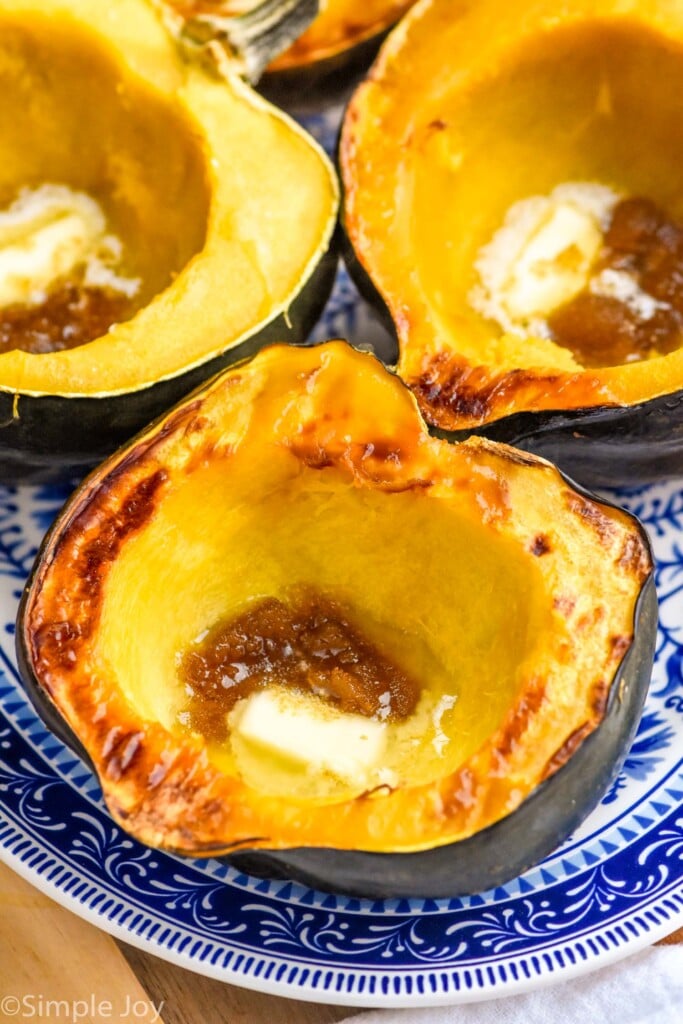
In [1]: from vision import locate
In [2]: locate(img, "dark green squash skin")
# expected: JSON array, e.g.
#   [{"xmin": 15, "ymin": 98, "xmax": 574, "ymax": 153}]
[
  {"xmin": 0, "ymin": 247, "xmax": 337, "ymax": 485},
  {"xmin": 339, "ymin": 197, "xmax": 683, "ymax": 489},
  {"xmin": 14, "ymin": 468, "xmax": 657, "ymax": 899},
  {"xmin": 449, "ymin": 393, "xmax": 683, "ymax": 490}
]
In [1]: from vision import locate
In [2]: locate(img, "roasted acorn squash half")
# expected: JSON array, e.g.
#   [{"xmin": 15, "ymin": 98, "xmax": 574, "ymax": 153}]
[
  {"xmin": 0, "ymin": 0, "xmax": 338, "ymax": 482},
  {"xmin": 17, "ymin": 342, "xmax": 656, "ymax": 898},
  {"xmin": 340, "ymin": 0, "xmax": 683, "ymax": 486}
]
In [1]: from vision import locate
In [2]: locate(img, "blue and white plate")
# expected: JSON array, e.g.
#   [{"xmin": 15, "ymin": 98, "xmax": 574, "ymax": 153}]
[{"xmin": 0, "ymin": 105, "xmax": 682, "ymax": 1009}]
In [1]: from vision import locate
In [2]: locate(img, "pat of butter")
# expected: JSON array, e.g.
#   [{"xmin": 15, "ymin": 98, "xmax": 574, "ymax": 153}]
[
  {"xmin": 471, "ymin": 183, "xmax": 621, "ymax": 336},
  {"xmin": 233, "ymin": 688, "xmax": 387, "ymax": 784},
  {"xmin": 502, "ymin": 201, "xmax": 602, "ymax": 320},
  {"xmin": 0, "ymin": 185, "xmax": 116, "ymax": 308}
]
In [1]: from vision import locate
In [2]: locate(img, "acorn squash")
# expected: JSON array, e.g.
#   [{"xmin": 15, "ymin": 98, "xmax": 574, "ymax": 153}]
[
  {"xmin": 340, "ymin": 0, "xmax": 683, "ymax": 486},
  {"xmin": 0, "ymin": 0, "xmax": 338, "ymax": 482},
  {"xmin": 17, "ymin": 341, "xmax": 656, "ymax": 898}
]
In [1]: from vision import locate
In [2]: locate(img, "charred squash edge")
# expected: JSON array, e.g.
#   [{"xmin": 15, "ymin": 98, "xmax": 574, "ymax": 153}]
[{"xmin": 340, "ymin": 197, "xmax": 683, "ymax": 487}]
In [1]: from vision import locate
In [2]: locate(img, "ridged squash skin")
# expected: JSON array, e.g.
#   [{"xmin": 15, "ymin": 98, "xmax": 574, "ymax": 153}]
[
  {"xmin": 16, "ymin": 342, "xmax": 656, "ymax": 898},
  {"xmin": 340, "ymin": 0, "xmax": 683, "ymax": 486},
  {"xmin": 0, "ymin": 0, "xmax": 338, "ymax": 481}
]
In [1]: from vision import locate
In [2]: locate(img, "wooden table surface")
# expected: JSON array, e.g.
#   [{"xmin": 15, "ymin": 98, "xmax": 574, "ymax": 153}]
[{"xmin": 0, "ymin": 858, "xmax": 680, "ymax": 1024}]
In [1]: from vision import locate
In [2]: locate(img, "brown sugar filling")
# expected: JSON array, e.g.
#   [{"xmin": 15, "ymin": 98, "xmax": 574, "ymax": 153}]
[
  {"xmin": 549, "ymin": 197, "xmax": 683, "ymax": 367},
  {"xmin": 0, "ymin": 283, "xmax": 133, "ymax": 354},
  {"xmin": 178, "ymin": 587, "xmax": 421, "ymax": 742}
]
